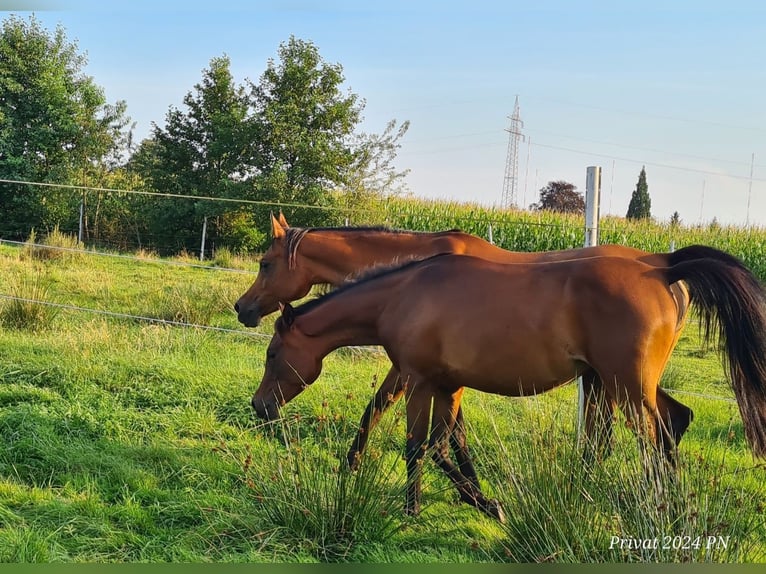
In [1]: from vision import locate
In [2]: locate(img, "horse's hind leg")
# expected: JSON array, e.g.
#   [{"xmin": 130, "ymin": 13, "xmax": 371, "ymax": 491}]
[
  {"xmin": 655, "ymin": 388, "xmax": 694, "ymax": 466},
  {"xmin": 430, "ymin": 387, "xmax": 505, "ymax": 523},
  {"xmin": 347, "ymin": 366, "xmax": 404, "ymax": 469}
]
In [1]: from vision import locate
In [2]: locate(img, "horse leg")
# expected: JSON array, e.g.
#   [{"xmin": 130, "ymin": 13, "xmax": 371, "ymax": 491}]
[
  {"xmin": 447, "ymin": 401, "xmax": 479, "ymax": 489},
  {"xmin": 430, "ymin": 388, "xmax": 506, "ymax": 523},
  {"xmin": 403, "ymin": 381, "xmax": 432, "ymax": 517},
  {"xmin": 655, "ymin": 388, "xmax": 694, "ymax": 467},
  {"xmin": 581, "ymin": 370, "xmax": 616, "ymax": 465},
  {"xmin": 605, "ymin": 368, "xmax": 677, "ymax": 496},
  {"xmin": 347, "ymin": 366, "xmax": 404, "ymax": 469}
]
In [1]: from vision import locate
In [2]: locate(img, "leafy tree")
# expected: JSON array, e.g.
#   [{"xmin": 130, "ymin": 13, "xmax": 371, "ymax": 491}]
[
  {"xmin": 347, "ymin": 119, "xmax": 410, "ymax": 196},
  {"xmin": 670, "ymin": 211, "xmax": 681, "ymax": 227},
  {"xmin": 530, "ymin": 180, "xmax": 585, "ymax": 214},
  {"xmin": 626, "ymin": 166, "xmax": 652, "ymax": 220},
  {"xmin": 0, "ymin": 14, "xmax": 130, "ymax": 239},
  {"xmin": 248, "ymin": 36, "xmax": 364, "ymax": 227},
  {"xmin": 341, "ymin": 119, "xmax": 411, "ymax": 220},
  {"xmin": 136, "ymin": 55, "xmax": 259, "ymax": 253},
  {"xmin": 132, "ymin": 37, "xmax": 408, "ymax": 252}
]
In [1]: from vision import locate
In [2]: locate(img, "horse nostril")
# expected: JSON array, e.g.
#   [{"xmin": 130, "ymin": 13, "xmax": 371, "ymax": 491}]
[{"xmin": 234, "ymin": 302, "xmax": 240, "ymax": 312}]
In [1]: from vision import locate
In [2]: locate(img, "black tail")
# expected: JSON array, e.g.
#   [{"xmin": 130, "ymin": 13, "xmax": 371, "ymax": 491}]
[
  {"xmin": 666, "ymin": 244, "xmax": 753, "ymax": 270},
  {"xmin": 666, "ymin": 246, "xmax": 766, "ymax": 457}
]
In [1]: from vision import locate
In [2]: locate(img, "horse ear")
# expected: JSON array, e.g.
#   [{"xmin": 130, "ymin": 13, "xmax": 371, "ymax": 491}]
[
  {"xmin": 277, "ymin": 211, "xmax": 289, "ymax": 229},
  {"xmin": 271, "ymin": 212, "xmax": 286, "ymax": 239},
  {"xmin": 279, "ymin": 302, "xmax": 296, "ymax": 328}
]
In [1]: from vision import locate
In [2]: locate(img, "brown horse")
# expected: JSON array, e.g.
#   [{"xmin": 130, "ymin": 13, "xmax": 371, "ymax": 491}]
[
  {"xmin": 235, "ymin": 215, "xmax": 748, "ymax": 469},
  {"xmin": 251, "ymin": 248, "xmax": 766, "ymax": 521}
]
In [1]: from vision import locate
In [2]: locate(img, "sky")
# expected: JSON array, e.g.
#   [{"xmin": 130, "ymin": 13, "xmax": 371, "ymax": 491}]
[{"xmin": 6, "ymin": 0, "xmax": 766, "ymax": 226}]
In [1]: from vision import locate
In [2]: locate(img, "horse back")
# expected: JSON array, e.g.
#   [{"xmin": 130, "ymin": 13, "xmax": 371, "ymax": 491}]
[{"xmin": 383, "ymin": 255, "xmax": 677, "ymax": 393}]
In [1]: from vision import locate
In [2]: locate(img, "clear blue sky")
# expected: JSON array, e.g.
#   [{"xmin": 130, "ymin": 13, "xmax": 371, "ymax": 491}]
[{"xmin": 9, "ymin": 0, "xmax": 766, "ymax": 226}]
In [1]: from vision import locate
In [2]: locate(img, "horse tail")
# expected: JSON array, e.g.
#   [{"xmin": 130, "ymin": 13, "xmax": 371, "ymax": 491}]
[
  {"xmin": 666, "ymin": 244, "xmax": 752, "ymax": 270},
  {"xmin": 665, "ymin": 247, "xmax": 766, "ymax": 457}
]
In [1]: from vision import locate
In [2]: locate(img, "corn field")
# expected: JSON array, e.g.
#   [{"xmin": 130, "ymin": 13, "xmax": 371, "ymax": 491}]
[{"xmin": 346, "ymin": 196, "xmax": 766, "ymax": 281}]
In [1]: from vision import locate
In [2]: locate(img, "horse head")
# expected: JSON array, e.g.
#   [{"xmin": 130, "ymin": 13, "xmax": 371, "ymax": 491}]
[
  {"xmin": 235, "ymin": 214, "xmax": 313, "ymax": 327},
  {"xmin": 251, "ymin": 303, "xmax": 323, "ymax": 420}
]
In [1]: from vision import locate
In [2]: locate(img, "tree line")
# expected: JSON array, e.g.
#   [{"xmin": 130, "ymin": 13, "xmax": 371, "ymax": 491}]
[
  {"xmin": 530, "ymin": 166, "xmax": 653, "ymax": 221},
  {"xmin": 0, "ymin": 15, "xmax": 409, "ymax": 254},
  {"xmin": 1, "ymin": 15, "xmax": 655, "ymax": 255}
]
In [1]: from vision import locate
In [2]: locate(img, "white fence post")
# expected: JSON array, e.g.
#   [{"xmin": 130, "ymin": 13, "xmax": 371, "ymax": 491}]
[
  {"xmin": 200, "ymin": 216, "xmax": 208, "ymax": 261},
  {"xmin": 585, "ymin": 166, "xmax": 601, "ymax": 249},
  {"xmin": 578, "ymin": 166, "xmax": 602, "ymax": 441}
]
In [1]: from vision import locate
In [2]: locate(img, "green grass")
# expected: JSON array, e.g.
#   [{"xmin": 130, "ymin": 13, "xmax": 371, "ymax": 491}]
[{"xmin": 0, "ymin": 236, "xmax": 765, "ymax": 563}]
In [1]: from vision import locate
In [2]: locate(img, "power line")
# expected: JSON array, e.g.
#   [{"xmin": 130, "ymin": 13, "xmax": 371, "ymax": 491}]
[
  {"xmin": 530, "ymin": 142, "xmax": 766, "ymax": 183},
  {"xmin": 524, "ymin": 94, "xmax": 766, "ymax": 134},
  {"xmin": 525, "ymin": 127, "xmax": 766, "ymax": 170}
]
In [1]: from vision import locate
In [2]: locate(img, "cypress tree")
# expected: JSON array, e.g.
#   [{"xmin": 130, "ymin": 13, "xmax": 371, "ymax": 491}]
[{"xmin": 626, "ymin": 166, "xmax": 652, "ymax": 220}]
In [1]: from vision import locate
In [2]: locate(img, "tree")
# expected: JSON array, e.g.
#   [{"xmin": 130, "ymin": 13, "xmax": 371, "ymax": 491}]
[
  {"xmin": 248, "ymin": 36, "xmax": 364, "ymax": 227},
  {"xmin": 136, "ymin": 55, "xmax": 258, "ymax": 253},
  {"xmin": 626, "ymin": 166, "xmax": 651, "ymax": 220},
  {"xmin": 341, "ymin": 119, "xmax": 411, "ymax": 217},
  {"xmin": 0, "ymin": 14, "xmax": 130, "ymax": 239},
  {"xmin": 132, "ymin": 37, "xmax": 409, "ymax": 252},
  {"xmin": 530, "ymin": 180, "xmax": 585, "ymax": 214}
]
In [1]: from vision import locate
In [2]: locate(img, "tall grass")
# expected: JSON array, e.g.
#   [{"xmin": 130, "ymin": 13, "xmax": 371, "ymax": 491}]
[
  {"xmin": 137, "ymin": 282, "xmax": 236, "ymax": 325},
  {"xmin": 217, "ymin": 411, "xmax": 412, "ymax": 561},
  {"xmin": 470, "ymin": 402, "xmax": 766, "ymax": 563},
  {"xmin": 0, "ymin": 272, "xmax": 59, "ymax": 331},
  {"xmin": 21, "ymin": 226, "xmax": 84, "ymax": 262}
]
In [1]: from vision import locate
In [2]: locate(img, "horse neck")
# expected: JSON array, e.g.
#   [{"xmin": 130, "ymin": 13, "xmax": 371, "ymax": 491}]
[
  {"xmin": 295, "ymin": 279, "xmax": 391, "ymax": 354},
  {"xmin": 297, "ymin": 229, "xmax": 455, "ymax": 286}
]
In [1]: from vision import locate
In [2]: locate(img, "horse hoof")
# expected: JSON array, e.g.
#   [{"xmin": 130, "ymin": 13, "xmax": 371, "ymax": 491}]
[
  {"xmin": 489, "ymin": 499, "xmax": 506, "ymax": 524},
  {"xmin": 346, "ymin": 450, "xmax": 361, "ymax": 471}
]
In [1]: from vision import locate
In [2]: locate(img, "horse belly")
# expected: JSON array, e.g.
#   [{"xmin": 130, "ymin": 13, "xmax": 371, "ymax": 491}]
[{"xmin": 433, "ymin": 322, "xmax": 581, "ymax": 397}]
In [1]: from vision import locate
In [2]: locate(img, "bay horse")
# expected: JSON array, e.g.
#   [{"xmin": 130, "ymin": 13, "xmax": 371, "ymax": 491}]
[
  {"xmin": 251, "ymin": 248, "xmax": 766, "ymax": 521},
  {"xmin": 234, "ymin": 215, "xmax": 737, "ymax": 469}
]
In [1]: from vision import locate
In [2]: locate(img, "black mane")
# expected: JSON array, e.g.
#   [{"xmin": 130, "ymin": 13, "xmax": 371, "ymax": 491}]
[{"xmin": 291, "ymin": 252, "xmax": 453, "ymax": 317}]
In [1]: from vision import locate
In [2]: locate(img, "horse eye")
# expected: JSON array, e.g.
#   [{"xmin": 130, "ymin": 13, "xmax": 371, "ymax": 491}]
[
  {"xmin": 266, "ymin": 351, "xmax": 276, "ymax": 360},
  {"xmin": 259, "ymin": 261, "xmax": 270, "ymax": 271}
]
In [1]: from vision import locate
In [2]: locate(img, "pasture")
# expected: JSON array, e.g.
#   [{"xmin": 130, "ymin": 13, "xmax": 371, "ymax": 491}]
[{"xmin": 0, "ymin": 236, "xmax": 764, "ymax": 563}]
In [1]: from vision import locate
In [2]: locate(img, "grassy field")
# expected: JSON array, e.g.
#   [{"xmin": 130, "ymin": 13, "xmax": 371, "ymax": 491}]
[{"xmin": 0, "ymin": 233, "xmax": 765, "ymax": 563}]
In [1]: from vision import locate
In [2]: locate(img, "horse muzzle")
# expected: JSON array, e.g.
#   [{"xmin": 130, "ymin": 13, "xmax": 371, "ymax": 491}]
[
  {"xmin": 252, "ymin": 396, "xmax": 280, "ymax": 421},
  {"xmin": 234, "ymin": 300, "xmax": 263, "ymax": 327}
]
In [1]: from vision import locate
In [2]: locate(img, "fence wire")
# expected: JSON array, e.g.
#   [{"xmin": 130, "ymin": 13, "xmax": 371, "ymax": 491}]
[{"xmin": 0, "ymin": 193, "xmax": 740, "ymax": 405}]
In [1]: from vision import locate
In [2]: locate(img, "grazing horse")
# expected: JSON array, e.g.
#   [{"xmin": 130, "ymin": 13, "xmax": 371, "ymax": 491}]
[
  {"xmin": 235, "ymin": 215, "xmax": 740, "ymax": 468},
  {"xmin": 251, "ymin": 248, "xmax": 766, "ymax": 521}
]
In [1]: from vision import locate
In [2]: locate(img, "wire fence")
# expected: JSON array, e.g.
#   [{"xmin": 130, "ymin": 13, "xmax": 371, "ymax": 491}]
[
  {"xmin": 0, "ymin": 177, "xmax": 746, "ymax": 406},
  {"xmin": 0, "ymin": 236, "xmax": 736, "ymax": 407}
]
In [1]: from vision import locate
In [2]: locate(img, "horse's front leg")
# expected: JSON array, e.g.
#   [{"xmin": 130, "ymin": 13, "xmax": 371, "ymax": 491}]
[{"xmin": 347, "ymin": 366, "xmax": 405, "ymax": 469}]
